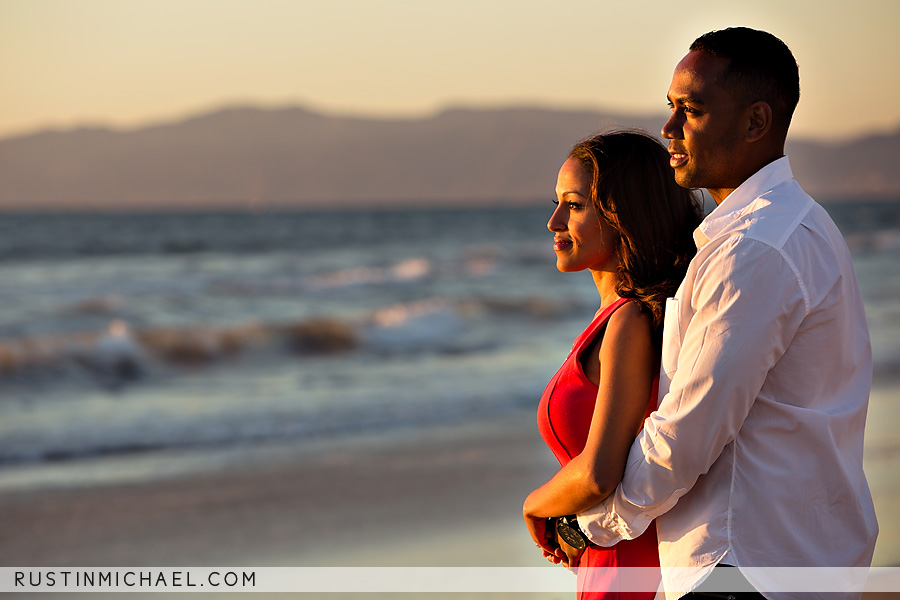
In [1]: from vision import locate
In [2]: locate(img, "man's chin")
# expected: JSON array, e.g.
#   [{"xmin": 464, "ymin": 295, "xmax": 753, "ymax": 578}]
[{"xmin": 673, "ymin": 171, "xmax": 697, "ymax": 190}]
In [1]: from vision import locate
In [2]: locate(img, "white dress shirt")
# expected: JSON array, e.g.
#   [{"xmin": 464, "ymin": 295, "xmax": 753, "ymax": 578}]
[{"xmin": 577, "ymin": 157, "xmax": 878, "ymax": 599}]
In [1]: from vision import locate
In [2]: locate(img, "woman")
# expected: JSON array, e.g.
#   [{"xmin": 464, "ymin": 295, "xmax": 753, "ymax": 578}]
[{"xmin": 524, "ymin": 130, "xmax": 702, "ymax": 598}]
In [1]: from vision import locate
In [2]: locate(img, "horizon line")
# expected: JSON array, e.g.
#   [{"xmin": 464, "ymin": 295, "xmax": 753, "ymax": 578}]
[{"xmin": 2, "ymin": 100, "xmax": 898, "ymax": 145}]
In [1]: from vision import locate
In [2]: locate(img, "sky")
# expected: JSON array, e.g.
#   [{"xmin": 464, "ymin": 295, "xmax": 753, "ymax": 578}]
[{"xmin": 2, "ymin": 0, "xmax": 899, "ymax": 142}]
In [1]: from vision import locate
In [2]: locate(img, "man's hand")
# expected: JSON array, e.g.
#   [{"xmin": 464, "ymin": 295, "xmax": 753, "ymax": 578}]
[{"xmin": 556, "ymin": 532, "xmax": 585, "ymax": 569}]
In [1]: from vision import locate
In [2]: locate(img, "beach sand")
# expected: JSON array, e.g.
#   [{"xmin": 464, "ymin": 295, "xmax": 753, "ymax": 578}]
[
  {"xmin": 2, "ymin": 409, "xmax": 896, "ymax": 598},
  {"xmin": 0, "ymin": 411, "xmax": 575, "ymax": 598}
]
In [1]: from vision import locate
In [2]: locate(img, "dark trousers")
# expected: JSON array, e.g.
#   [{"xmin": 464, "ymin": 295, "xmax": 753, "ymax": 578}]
[
  {"xmin": 682, "ymin": 565, "xmax": 766, "ymax": 600},
  {"xmin": 683, "ymin": 593, "xmax": 765, "ymax": 600}
]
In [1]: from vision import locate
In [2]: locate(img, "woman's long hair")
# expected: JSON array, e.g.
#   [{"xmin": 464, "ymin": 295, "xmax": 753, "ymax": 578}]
[{"xmin": 569, "ymin": 130, "xmax": 703, "ymax": 339}]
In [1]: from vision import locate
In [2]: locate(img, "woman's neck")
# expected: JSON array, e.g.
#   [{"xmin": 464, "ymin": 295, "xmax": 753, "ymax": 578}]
[{"xmin": 591, "ymin": 269, "xmax": 621, "ymax": 308}]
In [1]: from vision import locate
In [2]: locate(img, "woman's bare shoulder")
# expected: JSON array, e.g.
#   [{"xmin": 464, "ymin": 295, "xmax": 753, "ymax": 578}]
[{"xmin": 603, "ymin": 301, "xmax": 653, "ymax": 349}]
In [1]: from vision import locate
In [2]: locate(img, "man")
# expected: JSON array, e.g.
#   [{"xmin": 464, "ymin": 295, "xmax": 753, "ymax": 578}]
[{"xmin": 575, "ymin": 27, "xmax": 878, "ymax": 599}]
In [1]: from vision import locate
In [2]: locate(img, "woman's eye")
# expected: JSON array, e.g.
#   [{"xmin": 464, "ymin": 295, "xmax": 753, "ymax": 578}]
[{"xmin": 552, "ymin": 198, "xmax": 583, "ymax": 209}]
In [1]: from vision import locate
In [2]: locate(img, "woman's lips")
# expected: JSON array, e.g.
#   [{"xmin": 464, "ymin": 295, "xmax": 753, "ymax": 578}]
[{"xmin": 553, "ymin": 239, "xmax": 573, "ymax": 251}]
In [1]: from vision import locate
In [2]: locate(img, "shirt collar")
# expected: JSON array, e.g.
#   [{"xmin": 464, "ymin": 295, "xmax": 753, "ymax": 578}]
[{"xmin": 693, "ymin": 156, "xmax": 794, "ymax": 249}]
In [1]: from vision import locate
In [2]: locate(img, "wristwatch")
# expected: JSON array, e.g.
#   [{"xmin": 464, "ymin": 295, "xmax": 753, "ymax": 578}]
[{"xmin": 555, "ymin": 514, "xmax": 588, "ymax": 551}]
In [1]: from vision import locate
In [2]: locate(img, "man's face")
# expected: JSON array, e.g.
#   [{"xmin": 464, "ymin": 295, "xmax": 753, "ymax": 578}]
[{"xmin": 662, "ymin": 51, "xmax": 748, "ymax": 200}]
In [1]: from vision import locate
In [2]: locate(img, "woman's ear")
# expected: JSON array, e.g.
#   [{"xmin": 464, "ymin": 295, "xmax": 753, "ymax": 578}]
[{"xmin": 745, "ymin": 101, "xmax": 773, "ymax": 143}]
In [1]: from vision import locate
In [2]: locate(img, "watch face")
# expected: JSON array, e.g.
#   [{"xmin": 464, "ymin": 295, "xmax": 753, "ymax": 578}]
[{"xmin": 556, "ymin": 521, "xmax": 587, "ymax": 550}]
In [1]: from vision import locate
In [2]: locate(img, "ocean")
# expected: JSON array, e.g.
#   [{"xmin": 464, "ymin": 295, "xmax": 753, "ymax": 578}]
[{"xmin": 0, "ymin": 203, "xmax": 898, "ymax": 563}]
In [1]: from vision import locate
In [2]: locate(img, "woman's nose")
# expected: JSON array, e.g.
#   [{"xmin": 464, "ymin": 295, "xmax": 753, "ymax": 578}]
[{"xmin": 547, "ymin": 204, "xmax": 565, "ymax": 232}]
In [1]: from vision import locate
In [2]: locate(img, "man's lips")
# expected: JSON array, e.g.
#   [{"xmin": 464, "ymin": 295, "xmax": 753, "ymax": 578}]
[{"xmin": 669, "ymin": 150, "xmax": 688, "ymax": 168}]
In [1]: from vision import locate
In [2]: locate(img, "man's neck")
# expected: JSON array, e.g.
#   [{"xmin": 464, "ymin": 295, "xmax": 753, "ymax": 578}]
[
  {"xmin": 707, "ymin": 187, "xmax": 736, "ymax": 205},
  {"xmin": 707, "ymin": 152, "xmax": 785, "ymax": 205}
]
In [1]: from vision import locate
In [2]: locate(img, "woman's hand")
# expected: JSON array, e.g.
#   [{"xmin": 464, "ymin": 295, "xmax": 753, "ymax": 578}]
[{"xmin": 523, "ymin": 513, "xmax": 565, "ymax": 564}]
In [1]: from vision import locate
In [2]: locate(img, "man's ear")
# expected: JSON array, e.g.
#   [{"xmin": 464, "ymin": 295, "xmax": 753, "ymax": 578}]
[{"xmin": 745, "ymin": 101, "xmax": 772, "ymax": 143}]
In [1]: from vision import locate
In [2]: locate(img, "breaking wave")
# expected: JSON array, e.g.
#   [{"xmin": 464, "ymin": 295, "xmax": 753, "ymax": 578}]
[{"xmin": 0, "ymin": 293, "xmax": 583, "ymax": 390}]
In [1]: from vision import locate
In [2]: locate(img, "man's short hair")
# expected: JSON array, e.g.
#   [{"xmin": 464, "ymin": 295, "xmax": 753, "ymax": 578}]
[{"xmin": 690, "ymin": 27, "xmax": 800, "ymax": 136}]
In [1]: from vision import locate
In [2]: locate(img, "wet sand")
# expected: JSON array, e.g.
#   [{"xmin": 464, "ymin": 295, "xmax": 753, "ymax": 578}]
[
  {"xmin": 0, "ymin": 411, "xmax": 575, "ymax": 598},
  {"xmin": 1, "ymin": 409, "xmax": 896, "ymax": 598}
]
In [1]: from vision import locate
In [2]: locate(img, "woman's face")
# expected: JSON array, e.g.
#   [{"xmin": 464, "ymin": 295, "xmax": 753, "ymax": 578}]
[{"xmin": 547, "ymin": 157, "xmax": 618, "ymax": 274}]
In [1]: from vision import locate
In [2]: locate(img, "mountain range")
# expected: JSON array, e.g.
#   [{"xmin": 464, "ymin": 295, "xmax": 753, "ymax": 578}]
[{"xmin": 0, "ymin": 105, "xmax": 897, "ymax": 211}]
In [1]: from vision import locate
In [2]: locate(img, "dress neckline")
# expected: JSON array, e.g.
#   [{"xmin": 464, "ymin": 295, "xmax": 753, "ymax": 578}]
[{"xmin": 575, "ymin": 297, "xmax": 630, "ymax": 350}]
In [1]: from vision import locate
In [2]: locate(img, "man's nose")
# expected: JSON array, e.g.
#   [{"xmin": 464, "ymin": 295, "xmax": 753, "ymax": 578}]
[{"xmin": 661, "ymin": 111, "xmax": 682, "ymax": 140}]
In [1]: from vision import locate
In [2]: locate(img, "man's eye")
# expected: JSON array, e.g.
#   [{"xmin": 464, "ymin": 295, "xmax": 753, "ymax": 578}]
[{"xmin": 684, "ymin": 106, "xmax": 698, "ymax": 114}]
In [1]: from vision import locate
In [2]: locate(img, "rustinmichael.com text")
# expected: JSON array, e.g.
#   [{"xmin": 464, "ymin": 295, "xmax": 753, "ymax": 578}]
[{"xmin": 15, "ymin": 569, "xmax": 255, "ymax": 590}]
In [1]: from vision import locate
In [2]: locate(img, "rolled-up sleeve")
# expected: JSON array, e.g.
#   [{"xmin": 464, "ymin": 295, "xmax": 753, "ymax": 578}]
[{"xmin": 577, "ymin": 235, "xmax": 809, "ymax": 546}]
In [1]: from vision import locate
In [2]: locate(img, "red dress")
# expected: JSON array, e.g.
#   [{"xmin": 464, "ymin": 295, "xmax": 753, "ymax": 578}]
[{"xmin": 537, "ymin": 298, "xmax": 661, "ymax": 599}]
